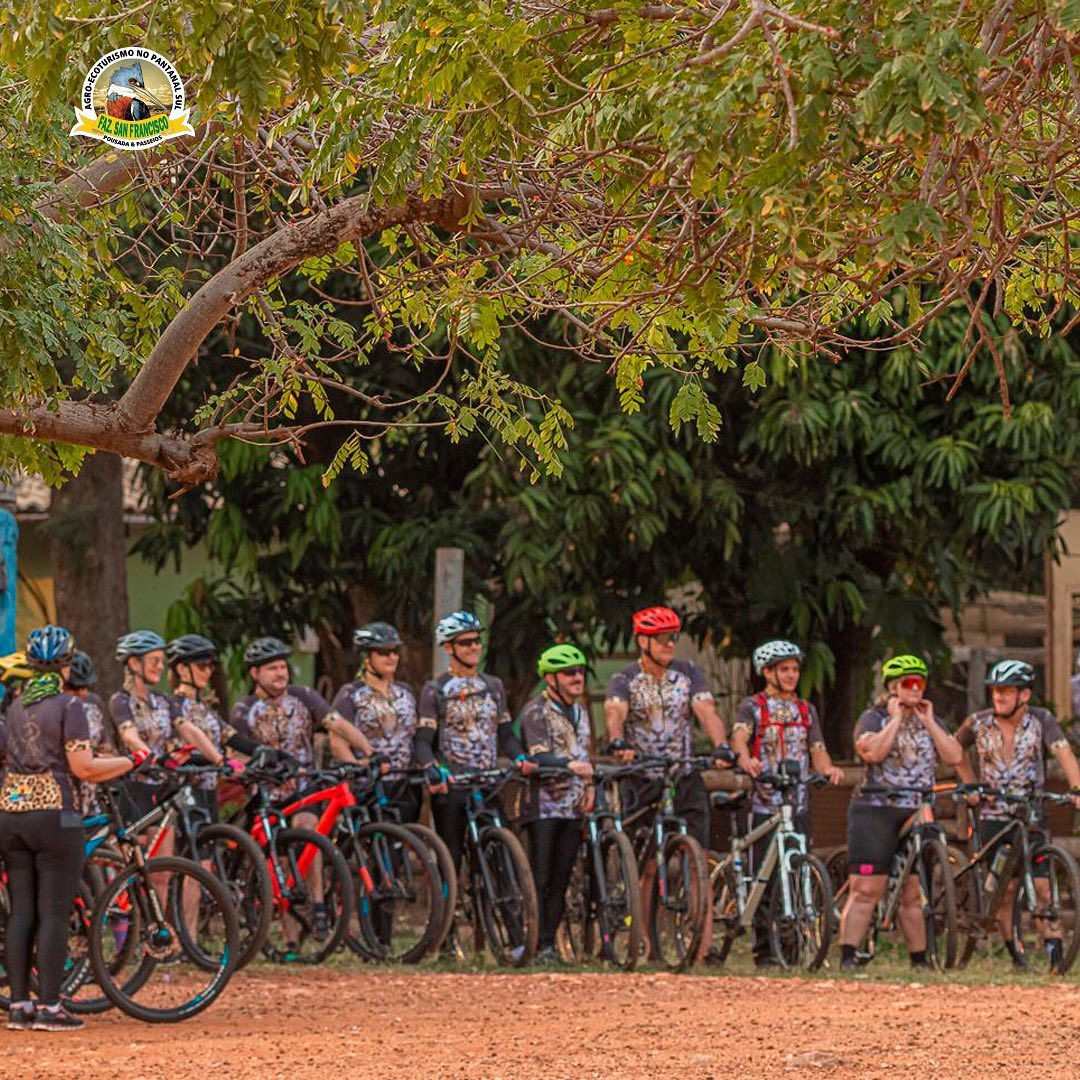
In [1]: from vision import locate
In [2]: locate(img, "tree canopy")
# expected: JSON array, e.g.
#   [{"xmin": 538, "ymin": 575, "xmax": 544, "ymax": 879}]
[{"xmin": 1, "ymin": 0, "xmax": 1078, "ymax": 484}]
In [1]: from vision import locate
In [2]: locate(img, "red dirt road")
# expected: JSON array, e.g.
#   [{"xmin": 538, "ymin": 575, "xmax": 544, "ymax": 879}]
[{"xmin": 1, "ymin": 969, "xmax": 1077, "ymax": 1078}]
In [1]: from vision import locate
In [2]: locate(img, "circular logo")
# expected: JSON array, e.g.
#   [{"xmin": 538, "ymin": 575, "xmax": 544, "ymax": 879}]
[{"xmin": 70, "ymin": 49, "xmax": 194, "ymax": 150}]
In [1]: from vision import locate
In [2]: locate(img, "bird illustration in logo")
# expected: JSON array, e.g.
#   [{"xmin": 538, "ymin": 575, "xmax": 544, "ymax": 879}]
[{"xmin": 105, "ymin": 61, "xmax": 167, "ymax": 122}]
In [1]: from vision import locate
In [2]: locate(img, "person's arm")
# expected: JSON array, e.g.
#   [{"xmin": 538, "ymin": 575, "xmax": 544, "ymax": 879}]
[
  {"xmin": 172, "ymin": 705, "xmax": 226, "ymax": 765},
  {"xmin": 691, "ymin": 696, "xmax": 727, "ymax": 748},
  {"xmin": 299, "ymin": 685, "xmax": 375, "ymax": 756},
  {"xmin": 807, "ymin": 708, "xmax": 843, "ymax": 784},
  {"xmin": 110, "ymin": 692, "xmax": 151, "ymax": 756},
  {"xmin": 1044, "ymin": 712, "xmax": 1080, "ymax": 807},
  {"xmin": 329, "ymin": 730, "xmax": 359, "ymax": 763},
  {"xmin": 730, "ymin": 698, "xmax": 762, "ymax": 776},
  {"xmin": 953, "ymin": 716, "xmax": 978, "ymax": 787},
  {"xmin": 915, "ymin": 699, "xmax": 962, "ymax": 766},
  {"xmin": 604, "ymin": 669, "xmax": 634, "ymax": 762},
  {"xmin": 65, "ymin": 697, "xmax": 134, "ymax": 782},
  {"xmin": 854, "ymin": 700, "xmax": 903, "ymax": 764}
]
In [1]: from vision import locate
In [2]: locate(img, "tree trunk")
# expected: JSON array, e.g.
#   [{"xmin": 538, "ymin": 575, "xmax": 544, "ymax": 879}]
[
  {"xmin": 49, "ymin": 453, "xmax": 130, "ymax": 700},
  {"xmin": 819, "ymin": 623, "xmax": 874, "ymax": 761}
]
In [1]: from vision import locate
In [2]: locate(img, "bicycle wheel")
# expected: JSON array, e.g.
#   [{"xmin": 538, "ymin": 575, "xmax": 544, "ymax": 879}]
[
  {"xmin": 589, "ymin": 829, "xmax": 643, "ymax": 970},
  {"xmin": 264, "ymin": 827, "xmax": 353, "ymax": 964},
  {"xmin": 473, "ymin": 826, "xmax": 538, "ymax": 966},
  {"xmin": 89, "ymin": 856, "xmax": 238, "ymax": 1023},
  {"xmin": 952, "ymin": 852, "xmax": 989, "ymax": 968},
  {"xmin": 649, "ymin": 833, "xmax": 708, "ymax": 972},
  {"xmin": 920, "ymin": 838, "xmax": 957, "ymax": 970},
  {"xmin": 556, "ymin": 851, "xmax": 590, "ymax": 963},
  {"xmin": 707, "ymin": 852, "xmax": 738, "ymax": 966},
  {"xmin": 767, "ymin": 852, "xmax": 833, "ymax": 971},
  {"xmin": 405, "ymin": 822, "xmax": 457, "ymax": 953},
  {"xmin": 191, "ymin": 823, "xmax": 273, "ymax": 970},
  {"xmin": 1014, "ymin": 843, "xmax": 1080, "ymax": 974},
  {"xmin": 345, "ymin": 821, "xmax": 442, "ymax": 964}
]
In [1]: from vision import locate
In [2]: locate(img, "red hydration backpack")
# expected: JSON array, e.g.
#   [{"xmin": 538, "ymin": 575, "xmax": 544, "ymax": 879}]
[{"xmin": 752, "ymin": 692, "xmax": 811, "ymax": 759}]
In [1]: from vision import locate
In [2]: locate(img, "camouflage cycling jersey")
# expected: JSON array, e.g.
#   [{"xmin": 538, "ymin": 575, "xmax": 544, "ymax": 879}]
[
  {"xmin": 732, "ymin": 694, "xmax": 825, "ymax": 816},
  {"xmin": 606, "ymin": 659, "xmax": 713, "ymax": 776},
  {"xmin": 851, "ymin": 705, "xmax": 950, "ymax": 809},
  {"xmin": 418, "ymin": 671, "xmax": 511, "ymax": 771},
  {"xmin": 519, "ymin": 692, "xmax": 591, "ymax": 819},
  {"xmin": 331, "ymin": 679, "xmax": 418, "ymax": 771},
  {"xmin": 173, "ymin": 694, "xmax": 237, "ymax": 792},
  {"xmin": 110, "ymin": 688, "xmax": 178, "ymax": 784},
  {"xmin": 956, "ymin": 706, "xmax": 1068, "ymax": 820},
  {"xmin": 231, "ymin": 684, "xmax": 333, "ymax": 799},
  {"xmin": 75, "ymin": 691, "xmax": 114, "ymax": 816}
]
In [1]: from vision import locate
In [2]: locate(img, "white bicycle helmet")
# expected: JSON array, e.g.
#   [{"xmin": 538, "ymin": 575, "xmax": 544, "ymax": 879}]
[
  {"xmin": 752, "ymin": 639, "xmax": 805, "ymax": 675},
  {"xmin": 435, "ymin": 611, "xmax": 484, "ymax": 645}
]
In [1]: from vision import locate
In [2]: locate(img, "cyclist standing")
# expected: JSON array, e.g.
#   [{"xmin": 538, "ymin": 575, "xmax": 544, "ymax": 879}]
[
  {"xmin": 0, "ymin": 626, "xmax": 136, "ymax": 1032},
  {"xmin": 519, "ymin": 644, "xmax": 595, "ymax": 964},
  {"xmin": 329, "ymin": 622, "xmax": 419, "ymax": 821},
  {"xmin": 415, "ymin": 612, "xmax": 534, "ymax": 877},
  {"xmin": 63, "ymin": 650, "xmax": 115, "ymax": 817},
  {"xmin": 731, "ymin": 639, "xmax": 843, "ymax": 966},
  {"xmin": 955, "ymin": 659, "xmax": 1080, "ymax": 972},
  {"xmin": 839, "ymin": 654, "xmax": 963, "ymax": 969},
  {"xmin": 604, "ymin": 606, "xmax": 728, "ymax": 848},
  {"xmin": 167, "ymin": 634, "xmax": 260, "ymax": 819}
]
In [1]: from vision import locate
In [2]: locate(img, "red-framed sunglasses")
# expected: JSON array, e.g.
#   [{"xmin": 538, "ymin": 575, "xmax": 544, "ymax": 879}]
[{"xmin": 899, "ymin": 675, "xmax": 926, "ymax": 691}]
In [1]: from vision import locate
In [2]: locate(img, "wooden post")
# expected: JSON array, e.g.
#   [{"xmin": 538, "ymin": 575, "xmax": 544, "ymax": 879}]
[
  {"xmin": 1047, "ymin": 512, "xmax": 1080, "ymax": 718},
  {"xmin": 966, "ymin": 648, "xmax": 987, "ymax": 718},
  {"xmin": 432, "ymin": 547, "xmax": 465, "ymax": 676}
]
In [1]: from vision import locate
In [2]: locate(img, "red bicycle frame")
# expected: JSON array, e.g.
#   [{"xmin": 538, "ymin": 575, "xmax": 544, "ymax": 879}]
[{"xmin": 279, "ymin": 781, "xmax": 375, "ymax": 895}]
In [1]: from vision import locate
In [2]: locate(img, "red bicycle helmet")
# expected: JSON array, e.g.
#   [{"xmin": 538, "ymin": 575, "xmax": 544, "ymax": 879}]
[{"xmin": 632, "ymin": 606, "xmax": 682, "ymax": 636}]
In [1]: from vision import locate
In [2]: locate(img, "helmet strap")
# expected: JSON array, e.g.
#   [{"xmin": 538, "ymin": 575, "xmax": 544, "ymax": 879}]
[
  {"xmin": 362, "ymin": 659, "xmax": 392, "ymax": 694},
  {"xmin": 545, "ymin": 674, "xmax": 576, "ymax": 708},
  {"xmin": 639, "ymin": 638, "xmax": 668, "ymax": 676},
  {"xmin": 448, "ymin": 644, "xmax": 479, "ymax": 677}
]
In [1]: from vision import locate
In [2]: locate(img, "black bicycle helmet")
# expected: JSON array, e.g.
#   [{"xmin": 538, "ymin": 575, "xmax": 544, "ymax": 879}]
[
  {"xmin": 167, "ymin": 634, "xmax": 218, "ymax": 667},
  {"xmin": 353, "ymin": 622, "xmax": 403, "ymax": 652},
  {"xmin": 244, "ymin": 636, "xmax": 292, "ymax": 667},
  {"xmin": 66, "ymin": 650, "xmax": 98, "ymax": 689}
]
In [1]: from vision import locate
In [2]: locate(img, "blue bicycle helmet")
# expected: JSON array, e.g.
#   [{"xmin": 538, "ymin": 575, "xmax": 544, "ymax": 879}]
[
  {"xmin": 115, "ymin": 630, "xmax": 166, "ymax": 662},
  {"xmin": 26, "ymin": 625, "xmax": 75, "ymax": 669},
  {"xmin": 435, "ymin": 611, "xmax": 484, "ymax": 645}
]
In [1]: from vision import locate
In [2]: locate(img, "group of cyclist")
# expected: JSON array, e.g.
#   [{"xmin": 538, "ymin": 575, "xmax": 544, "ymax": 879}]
[{"xmin": 2, "ymin": 602, "xmax": 1080, "ymax": 1032}]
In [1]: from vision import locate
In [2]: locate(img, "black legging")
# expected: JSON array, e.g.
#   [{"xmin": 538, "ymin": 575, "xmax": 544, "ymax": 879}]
[
  {"xmin": 0, "ymin": 810, "xmax": 85, "ymax": 1005},
  {"xmin": 431, "ymin": 788, "xmax": 471, "ymax": 876},
  {"xmin": 527, "ymin": 817, "xmax": 582, "ymax": 951}
]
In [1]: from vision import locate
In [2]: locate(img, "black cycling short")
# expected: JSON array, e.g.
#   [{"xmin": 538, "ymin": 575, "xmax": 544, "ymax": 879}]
[
  {"xmin": 846, "ymin": 802, "xmax": 914, "ymax": 876},
  {"xmin": 976, "ymin": 817, "xmax": 1050, "ymax": 880},
  {"xmin": 620, "ymin": 770, "xmax": 710, "ymax": 849}
]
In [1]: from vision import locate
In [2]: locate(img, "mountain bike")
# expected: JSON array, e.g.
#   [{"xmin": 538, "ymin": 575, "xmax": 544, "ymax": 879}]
[
  {"xmin": 619, "ymin": 755, "xmax": 713, "ymax": 972},
  {"xmin": 710, "ymin": 761, "xmax": 833, "ymax": 969},
  {"xmin": 952, "ymin": 784, "xmax": 1080, "ymax": 973},
  {"xmin": 832, "ymin": 784, "xmax": 958, "ymax": 970},
  {"xmin": 552, "ymin": 763, "xmax": 643, "ymax": 970},
  {"xmin": 280, "ymin": 765, "xmax": 443, "ymax": 964},
  {"xmin": 231, "ymin": 758, "xmax": 354, "ymax": 963},
  {"xmin": 447, "ymin": 767, "xmax": 539, "ymax": 967}
]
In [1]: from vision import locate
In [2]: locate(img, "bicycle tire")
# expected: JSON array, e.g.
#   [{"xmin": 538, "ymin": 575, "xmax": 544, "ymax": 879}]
[
  {"xmin": 264, "ymin": 827, "xmax": 353, "ymax": 964},
  {"xmin": 589, "ymin": 828, "xmax": 643, "ymax": 970},
  {"xmin": 707, "ymin": 851, "xmax": 738, "ymax": 966},
  {"xmin": 1014, "ymin": 842, "xmax": 1080, "ymax": 974},
  {"xmin": 767, "ymin": 852, "xmax": 833, "ymax": 971},
  {"xmin": 556, "ymin": 850, "xmax": 590, "ymax": 963},
  {"xmin": 405, "ymin": 822, "xmax": 458, "ymax": 953},
  {"xmin": 345, "ymin": 820, "xmax": 442, "ymax": 964},
  {"xmin": 920, "ymin": 838, "xmax": 957, "ymax": 970},
  {"xmin": 952, "ymin": 848, "xmax": 989, "ymax": 968},
  {"xmin": 474, "ymin": 826, "xmax": 538, "ymax": 967},
  {"xmin": 648, "ymin": 832, "xmax": 708, "ymax": 972},
  {"xmin": 192, "ymin": 823, "xmax": 274, "ymax": 970},
  {"xmin": 88, "ymin": 856, "xmax": 239, "ymax": 1023}
]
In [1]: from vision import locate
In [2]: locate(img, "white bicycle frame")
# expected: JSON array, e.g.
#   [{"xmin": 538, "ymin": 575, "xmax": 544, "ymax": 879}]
[{"xmin": 729, "ymin": 801, "xmax": 809, "ymax": 927}]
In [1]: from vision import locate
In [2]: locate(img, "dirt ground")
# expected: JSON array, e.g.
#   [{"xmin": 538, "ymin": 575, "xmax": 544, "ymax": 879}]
[{"xmin": 1, "ymin": 968, "xmax": 1078, "ymax": 1079}]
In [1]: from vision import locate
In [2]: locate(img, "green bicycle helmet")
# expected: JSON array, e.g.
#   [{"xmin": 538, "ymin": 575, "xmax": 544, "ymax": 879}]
[
  {"xmin": 881, "ymin": 654, "xmax": 929, "ymax": 681},
  {"xmin": 537, "ymin": 644, "xmax": 589, "ymax": 676}
]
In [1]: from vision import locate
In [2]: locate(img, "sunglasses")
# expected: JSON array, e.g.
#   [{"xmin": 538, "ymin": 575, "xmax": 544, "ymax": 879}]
[
  {"xmin": 372, "ymin": 647, "xmax": 400, "ymax": 657},
  {"xmin": 454, "ymin": 636, "xmax": 483, "ymax": 648},
  {"xmin": 191, "ymin": 660, "xmax": 215, "ymax": 671},
  {"xmin": 557, "ymin": 667, "xmax": 586, "ymax": 678},
  {"xmin": 650, "ymin": 632, "xmax": 680, "ymax": 645},
  {"xmin": 899, "ymin": 675, "xmax": 926, "ymax": 691}
]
